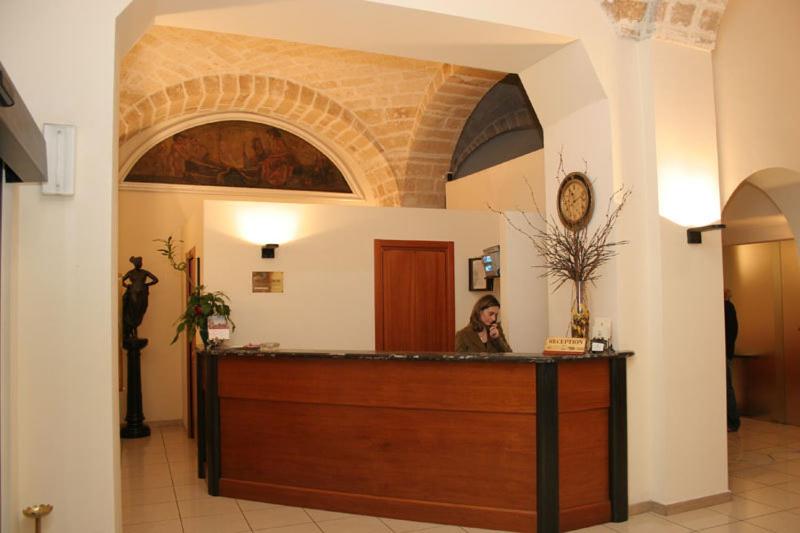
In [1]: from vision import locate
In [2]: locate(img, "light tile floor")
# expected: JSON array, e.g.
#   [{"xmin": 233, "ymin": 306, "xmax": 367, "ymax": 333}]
[{"xmin": 121, "ymin": 418, "xmax": 800, "ymax": 533}]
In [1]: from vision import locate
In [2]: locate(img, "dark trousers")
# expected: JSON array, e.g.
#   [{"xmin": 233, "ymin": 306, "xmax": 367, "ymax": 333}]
[{"xmin": 726, "ymin": 359, "xmax": 741, "ymax": 430}]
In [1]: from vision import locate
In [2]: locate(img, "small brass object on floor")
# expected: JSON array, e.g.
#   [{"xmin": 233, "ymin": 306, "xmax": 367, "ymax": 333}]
[{"xmin": 22, "ymin": 504, "xmax": 53, "ymax": 533}]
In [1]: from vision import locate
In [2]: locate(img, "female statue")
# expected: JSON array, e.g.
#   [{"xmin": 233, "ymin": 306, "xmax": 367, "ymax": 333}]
[{"xmin": 122, "ymin": 256, "xmax": 159, "ymax": 339}]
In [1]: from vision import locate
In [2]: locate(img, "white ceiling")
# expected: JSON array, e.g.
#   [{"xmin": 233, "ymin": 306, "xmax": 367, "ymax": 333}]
[{"xmin": 154, "ymin": 0, "xmax": 572, "ymax": 72}]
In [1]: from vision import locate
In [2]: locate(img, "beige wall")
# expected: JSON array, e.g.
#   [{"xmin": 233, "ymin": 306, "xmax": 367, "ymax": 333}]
[
  {"xmin": 118, "ymin": 188, "xmax": 373, "ymax": 423},
  {"xmin": 715, "ymin": 0, "xmax": 800, "ymax": 203},
  {"xmin": 445, "ymin": 150, "xmax": 548, "ymax": 351},
  {"xmin": 202, "ymin": 201, "xmax": 512, "ymax": 349},
  {"xmin": 0, "ymin": 1, "xmax": 127, "ymax": 531},
  {"xmin": 445, "ymin": 151, "xmax": 545, "ymax": 212},
  {"xmin": 1, "ymin": 177, "xmax": 19, "ymax": 531},
  {"xmin": 722, "ymin": 183, "xmax": 793, "ymax": 246},
  {"xmin": 119, "ymin": 191, "xmax": 201, "ymax": 422},
  {"xmin": 644, "ymin": 38, "xmax": 728, "ymax": 503},
  {"xmin": 723, "ymin": 241, "xmax": 791, "ymax": 422}
]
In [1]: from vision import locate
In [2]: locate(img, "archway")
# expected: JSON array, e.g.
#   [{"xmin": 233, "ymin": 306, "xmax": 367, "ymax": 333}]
[
  {"xmin": 115, "ymin": 0, "xmax": 619, "ymax": 364},
  {"xmin": 112, "ymin": 0, "xmax": 624, "ymax": 527},
  {"xmin": 722, "ymin": 168, "xmax": 800, "ymax": 426}
]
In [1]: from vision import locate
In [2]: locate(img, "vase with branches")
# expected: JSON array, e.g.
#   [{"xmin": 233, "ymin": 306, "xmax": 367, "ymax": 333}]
[
  {"xmin": 155, "ymin": 236, "xmax": 235, "ymax": 349},
  {"xmin": 494, "ymin": 158, "xmax": 631, "ymax": 339}
]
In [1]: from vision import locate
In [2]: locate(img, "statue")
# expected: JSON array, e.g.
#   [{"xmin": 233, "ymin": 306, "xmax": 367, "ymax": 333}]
[{"xmin": 121, "ymin": 256, "xmax": 159, "ymax": 340}]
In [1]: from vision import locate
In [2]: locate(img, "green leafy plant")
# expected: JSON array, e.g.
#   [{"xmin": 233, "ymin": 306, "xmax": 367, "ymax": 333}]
[{"xmin": 155, "ymin": 236, "xmax": 235, "ymax": 348}]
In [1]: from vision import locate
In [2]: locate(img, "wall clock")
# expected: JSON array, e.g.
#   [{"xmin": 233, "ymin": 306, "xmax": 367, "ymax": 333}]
[{"xmin": 557, "ymin": 171, "xmax": 594, "ymax": 231}]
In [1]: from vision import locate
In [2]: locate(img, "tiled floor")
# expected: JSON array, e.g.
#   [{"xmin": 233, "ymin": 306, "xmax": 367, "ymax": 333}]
[{"xmin": 121, "ymin": 418, "xmax": 800, "ymax": 533}]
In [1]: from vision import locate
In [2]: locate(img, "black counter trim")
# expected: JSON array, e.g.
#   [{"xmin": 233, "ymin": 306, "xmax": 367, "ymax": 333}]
[
  {"xmin": 609, "ymin": 357, "xmax": 629, "ymax": 522},
  {"xmin": 206, "ymin": 354, "xmax": 221, "ymax": 495},
  {"xmin": 536, "ymin": 363, "xmax": 559, "ymax": 533},
  {"xmin": 197, "ymin": 352, "xmax": 206, "ymax": 479},
  {"xmin": 204, "ymin": 348, "xmax": 633, "ymax": 364}
]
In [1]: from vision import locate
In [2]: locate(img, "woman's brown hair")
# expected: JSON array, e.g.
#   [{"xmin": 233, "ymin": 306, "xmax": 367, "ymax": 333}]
[{"xmin": 469, "ymin": 294, "xmax": 501, "ymax": 332}]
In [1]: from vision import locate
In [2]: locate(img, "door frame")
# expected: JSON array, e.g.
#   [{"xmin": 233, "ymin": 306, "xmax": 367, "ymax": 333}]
[
  {"xmin": 374, "ymin": 239, "xmax": 455, "ymax": 351},
  {"xmin": 185, "ymin": 248, "xmax": 197, "ymax": 438}
]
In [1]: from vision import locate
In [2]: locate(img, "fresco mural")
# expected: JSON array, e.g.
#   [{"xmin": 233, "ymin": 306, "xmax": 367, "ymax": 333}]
[{"xmin": 125, "ymin": 121, "xmax": 352, "ymax": 193}]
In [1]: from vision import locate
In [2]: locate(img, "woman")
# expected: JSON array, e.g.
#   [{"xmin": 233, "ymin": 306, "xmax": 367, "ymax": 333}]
[{"xmin": 455, "ymin": 294, "xmax": 512, "ymax": 352}]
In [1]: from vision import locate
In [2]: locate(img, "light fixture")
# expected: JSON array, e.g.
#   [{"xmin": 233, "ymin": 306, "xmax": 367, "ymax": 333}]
[
  {"xmin": 261, "ymin": 244, "xmax": 279, "ymax": 258},
  {"xmin": 686, "ymin": 224, "xmax": 726, "ymax": 244}
]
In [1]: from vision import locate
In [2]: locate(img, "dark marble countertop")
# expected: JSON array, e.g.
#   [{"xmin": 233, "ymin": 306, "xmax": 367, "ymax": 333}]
[{"xmin": 202, "ymin": 347, "xmax": 634, "ymax": 364}]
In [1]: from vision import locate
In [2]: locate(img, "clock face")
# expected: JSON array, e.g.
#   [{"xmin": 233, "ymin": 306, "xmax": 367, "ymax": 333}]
[{"xmin": 557, "ymin": 172, "xmax": 594, "ymax": 230}]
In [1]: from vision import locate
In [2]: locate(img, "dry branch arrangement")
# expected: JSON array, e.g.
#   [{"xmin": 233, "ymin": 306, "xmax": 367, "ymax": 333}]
[
  {"xmin": 491, "ymin": 157, "xmax": 631, "ymax": 338},
  {"xmin": 499, "ymin": 181, "xmax": 630, "ymax": 290}
]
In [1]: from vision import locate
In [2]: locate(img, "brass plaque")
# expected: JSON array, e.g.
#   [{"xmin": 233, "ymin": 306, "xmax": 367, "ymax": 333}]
[
  {"xmin": 252, "ymin": 271, "xmax": 284, "ymax": 293},
  {"xmin": 542, "ymin": 336, "xmax": 586, "ymax": 355}
]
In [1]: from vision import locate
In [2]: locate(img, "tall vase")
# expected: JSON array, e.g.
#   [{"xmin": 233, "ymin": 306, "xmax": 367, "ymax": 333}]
[{"xmin": 571, "ymin": 280, "xmax": 590, "ymax": 339}]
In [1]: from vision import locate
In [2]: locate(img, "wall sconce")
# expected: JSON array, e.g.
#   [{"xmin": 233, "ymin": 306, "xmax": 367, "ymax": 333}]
[
  {"xmin": 686, "ymin": 224, "xmax": 726, "ymax": 244},
  {"xmin": 261, "ymin": 244, "xmax": 279, "ymax": 258}
]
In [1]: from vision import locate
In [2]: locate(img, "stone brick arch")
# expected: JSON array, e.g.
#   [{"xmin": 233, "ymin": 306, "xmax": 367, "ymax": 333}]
[
  {"xmin": 402, "ymin": 65, "xmax": 504, "ymax": 207},
  {"xmin": 119, "ymin": 74, "xmax": 401, "ymax": 205}
]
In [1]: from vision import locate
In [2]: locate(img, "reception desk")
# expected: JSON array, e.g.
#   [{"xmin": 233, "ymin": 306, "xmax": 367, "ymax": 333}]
[{"xmin": 197, "ymin": 349, "xmax": 632, "ymax": 533}]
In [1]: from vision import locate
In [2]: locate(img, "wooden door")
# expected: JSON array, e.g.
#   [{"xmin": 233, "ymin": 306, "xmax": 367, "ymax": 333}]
[{"xmin": 374, "ymin": 240, "xmax": 455, "ymax": 351}]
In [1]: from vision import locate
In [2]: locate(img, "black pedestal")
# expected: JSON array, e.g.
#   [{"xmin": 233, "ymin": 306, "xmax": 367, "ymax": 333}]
[{"xmin": 121, "ymin": 337, "xmax": 151, "ymax": 439}]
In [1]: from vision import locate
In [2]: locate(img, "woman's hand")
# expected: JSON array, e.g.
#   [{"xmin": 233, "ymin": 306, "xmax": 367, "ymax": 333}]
[{"xmin": 488, "ymin": 323, "xmax": 500, "ymax": 340}]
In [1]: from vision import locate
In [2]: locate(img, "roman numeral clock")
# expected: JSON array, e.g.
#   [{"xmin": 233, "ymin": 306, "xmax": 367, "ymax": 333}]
[{"xmin": 557, "ymin": 171, "xmax": 594, "ymax": 230}]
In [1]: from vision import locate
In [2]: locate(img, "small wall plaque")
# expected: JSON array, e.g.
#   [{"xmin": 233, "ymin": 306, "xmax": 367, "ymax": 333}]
[
  {"xmin": 252, "ymin": 271, "xmax": 284, "ymax": 293},
  {"xmin": 543, "ymin": 336, "xmax": 586, "ymax": 355}
]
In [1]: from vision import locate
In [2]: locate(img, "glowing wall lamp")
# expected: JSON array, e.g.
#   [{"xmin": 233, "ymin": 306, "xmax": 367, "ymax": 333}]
[
  {"xmin": 261, "ymin": 244, "xmax": 279, "ymax": 258},
  {"xmin": 686, "ymin": 224, "xmax": 726, "ymax": 244},
  {"xmin": 658, "ymin": 167, "xmax": 721, "ymax": 228},
  {"xmin": 237, "ymin": 209, "xmax": 298, "ymax": 245}
]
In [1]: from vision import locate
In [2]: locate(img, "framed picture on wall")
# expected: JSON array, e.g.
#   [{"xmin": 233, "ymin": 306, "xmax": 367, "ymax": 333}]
[{"xmin": 469, "ymin": 257, "xmax": 491, "ymax": 291}]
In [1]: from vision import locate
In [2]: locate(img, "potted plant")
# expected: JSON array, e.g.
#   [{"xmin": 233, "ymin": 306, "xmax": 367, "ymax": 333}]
[{"xmin": 155, "ymin": 236, "xmax": 235, "ymax": 349}]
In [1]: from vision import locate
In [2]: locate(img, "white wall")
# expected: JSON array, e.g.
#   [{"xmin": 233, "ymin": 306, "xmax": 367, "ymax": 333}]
[
  {"xmin": 748, "ymin": 169, "xmax": 800, "ymax": 259},
  {"xmin": 722, "ymin": 183, "xmax": 793, "ymax": 246},
  {"xmin": 445, "ymin": 151, "xmax": 545, "ymax": 212},
  {"xmin": 202, "ymin": 201, "xmax": 522, "ymax": 349},
  {"xmin": 119, "ymin": 191, "xmax": 194, "ymax": 423},
  {"xmin": 644, "ymin": 39, "xmax": 728, "ymax": 503},
  {"xmin": 119, "ymin": 187, "xmax": 371, "ymax": 423},
  {"xmin": 498, "ymin": 212, "xmax": 549, "ymax": 352},
  {"xmin": 714, "ymin": 0, "xmax": 800, "ymax": 202},
  {"xmin": 1, "ymin": 175, "xmax": 19, "ymax": 533},
  {"xmin": 445, "ymin": 150, "xmax": 549, "ymax": 353},
  {"xmin": 0, "ymin": 1, "xmax": 127, "ymax": 531}
]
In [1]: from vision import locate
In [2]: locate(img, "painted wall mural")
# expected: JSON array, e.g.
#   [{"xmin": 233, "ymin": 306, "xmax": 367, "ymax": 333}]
[{"xmin": 125, "ymin": 120, "xmax": 352, "ymax": 193}]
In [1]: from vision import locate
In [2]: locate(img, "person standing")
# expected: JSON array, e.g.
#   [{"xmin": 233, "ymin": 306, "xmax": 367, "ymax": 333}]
[{"xmin": 724, "ymin": 289, "xmax": 741, "ymax": 432}]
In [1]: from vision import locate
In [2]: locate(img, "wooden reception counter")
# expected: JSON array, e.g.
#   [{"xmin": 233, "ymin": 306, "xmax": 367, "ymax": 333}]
[{"xmin": 197, "ymin": 349, "xmax": 632, "ymax": 533}]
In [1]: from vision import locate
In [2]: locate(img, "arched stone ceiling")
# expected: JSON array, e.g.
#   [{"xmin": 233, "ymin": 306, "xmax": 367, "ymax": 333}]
[
  {"xmin": 119, "ymin": 26, "xmax": 504, "ymax": 206},
  {"xmin": 598, "ymin": 0, "xmax": 728, "ymax": 50}
]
